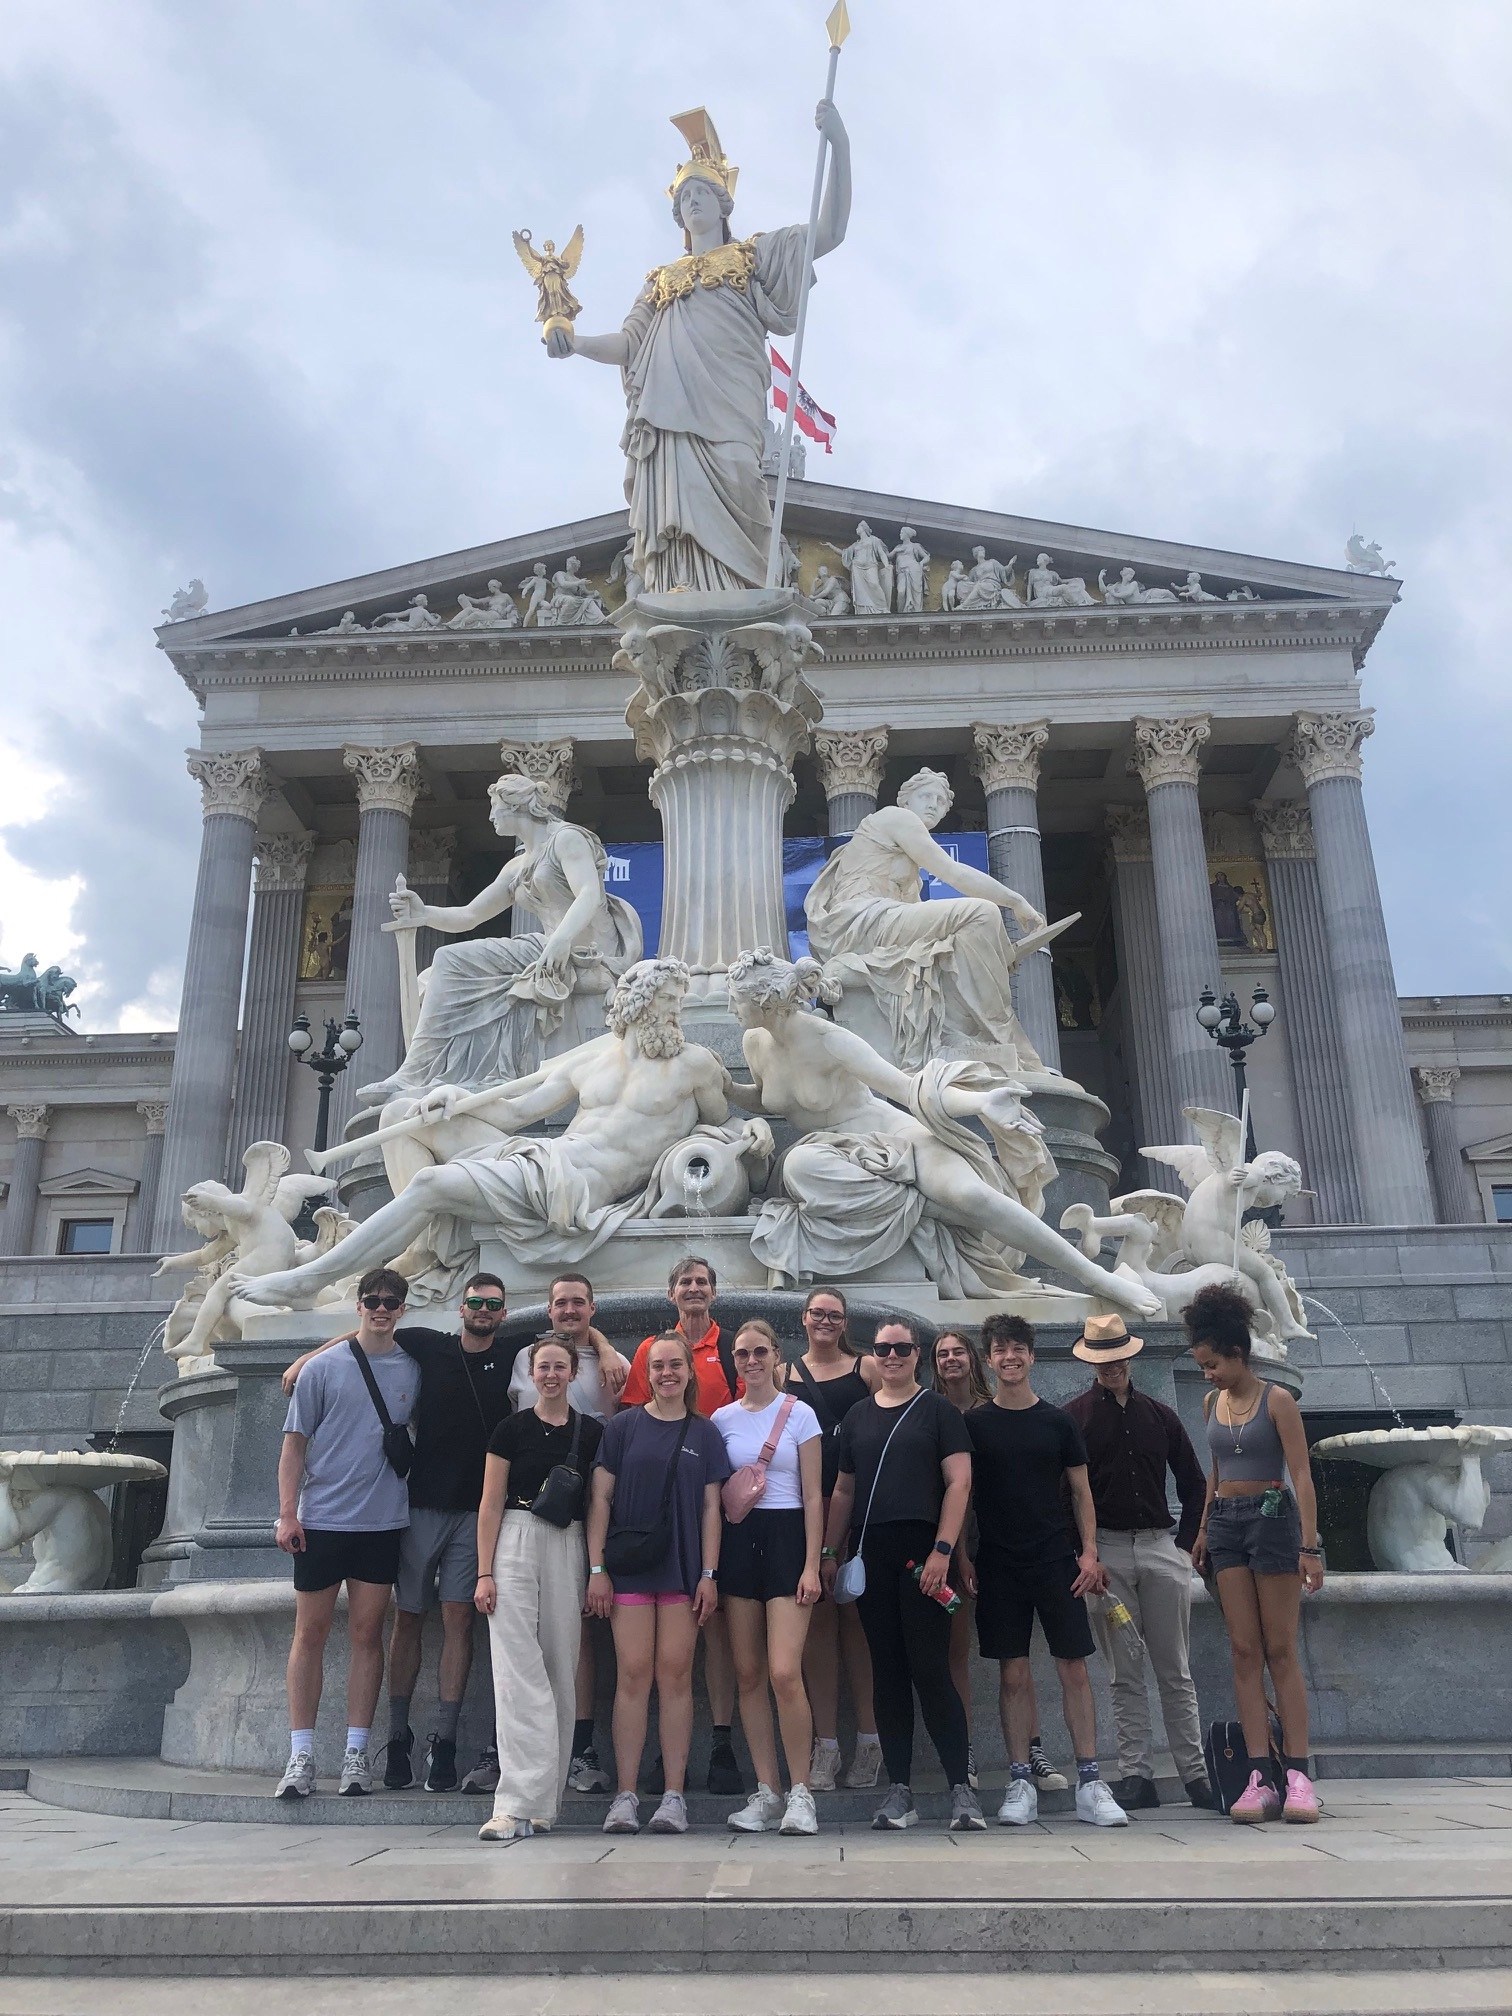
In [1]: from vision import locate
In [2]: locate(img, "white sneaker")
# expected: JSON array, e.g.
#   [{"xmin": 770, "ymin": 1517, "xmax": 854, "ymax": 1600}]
[
  {"xmin": 807, "ymin": 1738, "xmax": 841, "ymax": 1793},
  {"xmin": 275, "ymin": 1750, "xmax": 315, "ymax": 1800},
  {"xmin": 602, "ymin": 1790, "xmax": 640, "ymax": 1834},
  {"xmin": 728, "ymin": 1784, "xmax": 783, "ymax": 1832},
  {"xmin": 648, "ymin": 1790, "xmax": 689, "ymax": 1834},
  {"xmin": 966, "ymin": 1744, "xmax": 979, "ymax": 1791},
  {"xmin": 1030, "ymin": 1745, "xmax": 1068, "ymax": 1793},
  {"xmin": 997, "ymin": 1777, "xmax": 1038, "ymax": 1826},
  {"xmin": 337, "ymin": 1746, "xmax": 372, "ymax": 1796},
  {"xmin": 844, "ymin": 1733, "xmax": 883, "ymax": 1789},
  {"xmin": 478, "ymin": 1814, "xmax": 533, "ymax": 1842},
  {"xmin": 1076, "ymin": 1779, "xmax": 1129, "ymax": 1828},
  {"xmin": 781, "ymin": 1784, "xmax": 819, "ymax": 1836}
]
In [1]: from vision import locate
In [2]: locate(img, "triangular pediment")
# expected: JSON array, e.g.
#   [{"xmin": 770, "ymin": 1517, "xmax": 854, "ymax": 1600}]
[
  {"xmin": 1466, "ymin": 1134, "xmax": 1512, "ymax": 1164},
  {"xmin": 37, "ymin": 1167, "xmax": 139, "ymax": 1198}
]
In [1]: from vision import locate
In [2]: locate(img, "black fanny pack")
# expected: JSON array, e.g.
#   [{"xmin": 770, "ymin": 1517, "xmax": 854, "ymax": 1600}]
[
  {"xmin": 349, "ymin": 1339, "xmax": 413, "ymax": 1480},
  {"xmin": 602, "ymin": 1411, "xmax": 682, "ymax": 1577},
  {"xmin": 530, "ymin": 1411, "xmax": 586, "ymax": 1529}
]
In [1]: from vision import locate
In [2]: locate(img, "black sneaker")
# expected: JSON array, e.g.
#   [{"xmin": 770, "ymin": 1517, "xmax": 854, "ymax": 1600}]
[
  {"xmin": 706, "ymin": 1738, "xmax": 744, "ymax": 1797},
  {"xmin": 1112, "ymin": 1774, "xmax": 1160, "ymax": 1811},
  {"xmin": 1185, "ymin": 1775, "xmax": 1218, "ymax": 1811},
  {"xmin": 424, "ymin": 1735, "xmax": 458, "ymax": 1792},
  {"xmin": 381, "ymin": 1729, "xmax": 414, "ymax": 1791}
]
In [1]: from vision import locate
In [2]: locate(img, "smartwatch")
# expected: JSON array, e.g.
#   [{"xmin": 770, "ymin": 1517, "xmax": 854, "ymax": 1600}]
[
  {"xmin": 701, "ymin": 1567, "xmax": 717, "ymax": 1580},
  {"xmin": 932, "ymin": 1538, "xmax": 953, "ymax": 1558},
  {"xmin": 589, "ymin": 1564, "xmax": 606, "ymax": 1576}
]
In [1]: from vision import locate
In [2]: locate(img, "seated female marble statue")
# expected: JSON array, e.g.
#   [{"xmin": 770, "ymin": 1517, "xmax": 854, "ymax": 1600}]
[
  {"xmin": 358, "ymin": 774, "xmax": 642, "ymax": 1109},
  {"xmin": 803, "ymin": 767, "xmax": 1049, "ymax": 1073},
  {"xmin": 729, "ymin": 949, "xmax": 1160, "ymax": 1317}
]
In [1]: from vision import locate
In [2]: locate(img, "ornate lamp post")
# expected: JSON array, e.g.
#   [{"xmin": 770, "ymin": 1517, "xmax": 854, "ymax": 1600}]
[
  {"xmin": 1195, "ymin": 983, "xmax": 1276, "ymax": 1157},
  {"xmin": 287, "ymin": 1012, "xmax": 363, "ymax": 1233}
]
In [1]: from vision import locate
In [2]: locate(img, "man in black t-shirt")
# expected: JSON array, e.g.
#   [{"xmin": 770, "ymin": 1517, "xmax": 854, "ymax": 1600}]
[{"xmin": 965, "ymin": 1314, "xmax": 1128, "ymax": 1830}]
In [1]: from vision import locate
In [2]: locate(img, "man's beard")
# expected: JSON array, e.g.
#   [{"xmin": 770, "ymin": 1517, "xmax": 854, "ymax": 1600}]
[{"xmin": 633, "ymin": 1013, "xmax": 686, "ymax": 1061}]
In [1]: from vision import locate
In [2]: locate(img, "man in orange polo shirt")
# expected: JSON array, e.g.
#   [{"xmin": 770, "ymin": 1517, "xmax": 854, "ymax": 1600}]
[{"xmin": 621, "ymin": 1253, "xmax": 744, "ymax": 1795}]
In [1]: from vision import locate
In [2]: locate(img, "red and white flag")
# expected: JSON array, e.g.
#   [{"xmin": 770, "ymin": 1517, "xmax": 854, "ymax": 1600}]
[{"xmin": 769, "ymin": 345, "xmax": 836, "ymax": 454}]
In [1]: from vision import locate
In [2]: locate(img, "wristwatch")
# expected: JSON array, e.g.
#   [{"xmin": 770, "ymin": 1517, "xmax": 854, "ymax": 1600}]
[
  {"xmin": 820, "ymin": 1546, "xmax": 838, "ymax": 1561},
  {"xmin": 932, "ymin": 1538, "xmax": 953, "ymax": 1558},
  {"xmin": 589, "ymin": 1564, "xmax": 606, "ymax": 1576},
  {"xmin": 701, "ymin": 1567, "xmax": 717, "ymax": 1580}
]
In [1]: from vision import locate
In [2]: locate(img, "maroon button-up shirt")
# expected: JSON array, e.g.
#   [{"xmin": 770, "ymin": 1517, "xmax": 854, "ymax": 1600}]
[{"xmin": 1063, "ymin": 1379, "xmax": 1207, "ymax": 1553}]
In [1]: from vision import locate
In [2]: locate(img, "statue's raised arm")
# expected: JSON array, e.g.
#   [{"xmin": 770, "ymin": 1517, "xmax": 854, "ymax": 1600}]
[{"xmin": 542, "ymin": 102, "xmax": 850, "ymax": 596}]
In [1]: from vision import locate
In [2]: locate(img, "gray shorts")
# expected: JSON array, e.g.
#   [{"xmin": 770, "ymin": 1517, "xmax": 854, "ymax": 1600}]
[{"xmin": 394, "ymin": 1506, "xmax": 478, "ymax": 1611}]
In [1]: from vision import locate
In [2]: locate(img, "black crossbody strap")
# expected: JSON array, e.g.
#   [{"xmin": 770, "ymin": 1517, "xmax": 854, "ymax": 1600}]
[
  {"xmin": 715, "ymin": 1329, "xmax": 740, "ymax": 1405},
  {"xmin": 457, "ymin": 1337, "xmax": 490, "ymax": 1433},
  {"xmin": 567, "ymin": 1408, "xmax": 583, "ymax": 1468},
  {"xmin": 791, "ymin": 1355, "xmax": 843, "ymax": 1436},
  {"xmin": 349, "ymin": 1338, "xmax": 396, "ymax": 1434}
]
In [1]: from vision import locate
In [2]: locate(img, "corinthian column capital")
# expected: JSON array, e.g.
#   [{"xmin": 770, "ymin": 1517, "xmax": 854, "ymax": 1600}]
[
  {"xmin": 1252, "ymin": 799, "xmax": 1316, "ymax": 861},
  {"xmin": 343, "ymin": 743, "xmax": 422, "ymax": 817},
  {"xmin": 814, "ymin": 727, "xmax": 889, "ymax": 802},
  {"xmin": 1287, "ymin": 710, "xmax": 1375, "ymax": 787},
  {"xmin": 1105, "ymin": 804, "xmax": 1152, "ymax": 863},
  {"xmin": 970, "ymin": 720, "xmax": 1049, "ymax": 795},
  {"xmin": 497, "ymin": 738, "xmax": 577, "ymax": 817},
  {"xmin": 136, "ymin": 1100, "xmax": 170, "ymax": 1135},
  {"xmin": 1130, "ymin": 715, "xmax": 1211, "ymax": 792},
  {"xmin": 253, "ymin": 830, "xmax": 315, "ymax": 892},
  {"xmin": 1414, "ymin": 1065, "xmax": 1460, "ymax": 1106},
  {"xmin": 407, "ymin": 826, "xmax": 458, "ymax": 885},
  {"xmin": 6, "ymin": 1104, "xmax": 50, "ymax": 1140},
  {"xmin": 187, "ymin": 748, "xmax": 274, "ymax": 821}
]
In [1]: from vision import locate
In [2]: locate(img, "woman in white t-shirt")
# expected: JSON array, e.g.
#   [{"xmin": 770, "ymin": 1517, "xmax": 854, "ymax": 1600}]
[{"xmin": 712, "ymin": 1319, "xmax": 824, "ymax": 1837}]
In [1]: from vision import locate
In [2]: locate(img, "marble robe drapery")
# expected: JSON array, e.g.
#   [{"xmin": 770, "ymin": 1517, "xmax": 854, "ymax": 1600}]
[
  {"xmin": 750, "ymin": 1062, "xmax": 1057, "ymax": 1297},
  {"xmin": 620, "ymin": 227, "xmax": 810, "ymax": 593},
  {"xmin": 804, "ymin": 816, "xmax": 1045, "ymax": 1074},
  {"xmin": 379, "ymin": 824, "xmax": 642, "ymax": 1100}
]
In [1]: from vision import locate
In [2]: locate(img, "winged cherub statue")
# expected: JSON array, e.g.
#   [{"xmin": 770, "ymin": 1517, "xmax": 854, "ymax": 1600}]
[{"xmin": 512, "ymin": 226, "xmax": 585, "ymax": 343}]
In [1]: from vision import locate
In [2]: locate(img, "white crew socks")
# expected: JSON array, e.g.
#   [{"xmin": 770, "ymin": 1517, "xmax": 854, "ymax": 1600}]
[
  {"xmin": 346, "ymin": 1726, "xmax": 370, "ymax": 1751},
  {"xmin": 291, "ymin": 1728, "xmax": 314, "ymax": 1756}
]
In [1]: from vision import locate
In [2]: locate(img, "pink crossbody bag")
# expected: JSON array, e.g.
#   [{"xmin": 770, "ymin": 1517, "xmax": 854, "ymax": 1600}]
[{"xmin": 721, "ymin": 1396, "xmax": 797, "ymax": 1525}]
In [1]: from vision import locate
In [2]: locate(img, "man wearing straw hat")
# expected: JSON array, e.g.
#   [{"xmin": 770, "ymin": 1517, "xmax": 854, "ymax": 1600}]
[{"xmin": 1064, "ymin": 1315, "xmax": 1214, "ymax": 1811}]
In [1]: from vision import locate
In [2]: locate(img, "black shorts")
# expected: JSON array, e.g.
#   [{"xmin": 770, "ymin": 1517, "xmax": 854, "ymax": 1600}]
[
  {"xmin": 1206, "ymin": 1489, "xmax": 1302, "ymax": 1577},
  {"xmin": 975, "ymin": 1550, "xmax": 1095, "ymax": 1662},
  {"xmin": 719, "ymin": 1508, "xmax": 809, "ymax": 1603},
  {"xmin": 292, "ymin": 1526, "xmax": 404, "ymax": 1594}
]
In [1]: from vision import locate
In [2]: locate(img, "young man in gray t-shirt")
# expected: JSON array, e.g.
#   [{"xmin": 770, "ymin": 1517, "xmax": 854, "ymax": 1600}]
[{"xmin": 274, "ymin": 1265, "xmax": 417, "ymax": 1799}]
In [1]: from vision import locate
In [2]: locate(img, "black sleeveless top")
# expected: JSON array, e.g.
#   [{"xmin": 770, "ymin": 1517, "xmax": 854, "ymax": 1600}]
[{"xmin": 786, "ymin": 1357, "xmax": 870, "ymax": 1496}]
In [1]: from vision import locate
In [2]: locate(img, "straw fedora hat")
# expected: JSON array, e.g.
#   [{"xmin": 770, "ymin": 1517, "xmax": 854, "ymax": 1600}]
[{"xmin": 1071, "ymin": 1312, "xmax": 1145, "ymax": 1364}]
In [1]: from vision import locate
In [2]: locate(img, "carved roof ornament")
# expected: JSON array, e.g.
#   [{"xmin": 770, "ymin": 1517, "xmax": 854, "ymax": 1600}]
[
  {"xmin": 497, "ymin": 739, "xmax": 577, "ymax": 817},
  {"xmin": 6, "ymin": 1104, "xmax": 51, "ymax": 1140},
  {"xmin": 136, "ymin": 1100, "xmax": 170, "ymax": 1135},
  {"xmin": 186, "ymin": 748, "xmax": 274, "ymax": 822},
  {"xmin": 971, "ymin": 720, "xmax": 1050, "ymax": 795},
  {"xmin": 162, "ymin": 580, "xmax": 209, "ymax": 623},
  {"xmin": 1252, "ymin": 800, "xmax": 1316, "ymax": 862},
  {"xmin": 343, "ymin": 743, "xmax": 422, "ymax": 818},
  {"xmin": 253, "ymin": 831, "xmax": 315, "ymax": 892},
  {"xmin": 814, "ymin": 727, "xmax": 888, "ymax": 801},
  {"xmin": 1105, "ymin": 805, "xmax": 1153, "ymax": 864},
  {"xmin": 1414, "ymin": 1066, "xmax": 1459, "ymax": 1106},
  {"xmin": 407, "ymin": 826, "xmax": 458, "ymax": 886},
  {"xmin": 1130, "ymin": 715, "xmax": 1211, "ymax": 792},
  {"xmin": 1287, "ymin": 710, "xmax": 1375, "ymax": 787}
]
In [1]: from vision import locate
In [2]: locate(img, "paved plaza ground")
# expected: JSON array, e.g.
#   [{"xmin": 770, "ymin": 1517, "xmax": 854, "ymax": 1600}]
[{"xmin": 2, "ymin": 1771, "xmax": 1511, "ymax": 2010}]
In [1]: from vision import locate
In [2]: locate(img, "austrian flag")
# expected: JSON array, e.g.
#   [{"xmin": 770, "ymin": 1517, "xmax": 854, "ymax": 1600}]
[{"xmin": 769, "ymin": 345, "xmax": 836, "ymax": 454}]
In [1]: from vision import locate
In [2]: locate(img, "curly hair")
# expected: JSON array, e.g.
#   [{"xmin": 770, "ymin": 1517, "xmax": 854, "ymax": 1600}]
[
  {"xmin": 605, "ymin": 958, "xmax": 690, "ymax": 1049},
  {"xmin": 726, "ymin": 947, "xmax": 842, "ymax": 1012},
  {"xmin": 487, "ymin": 773, "xmax": 560, "ymax": 824},
  {"xmin": 1183, "ymin": 1283, "xmax": 1253, "ymax": 1359}
]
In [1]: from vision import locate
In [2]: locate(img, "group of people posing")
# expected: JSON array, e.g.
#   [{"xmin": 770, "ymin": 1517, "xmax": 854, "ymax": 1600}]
[{"xmin": 275, "ymin": 1255, "xmax": 1324, "ymax": 1838}]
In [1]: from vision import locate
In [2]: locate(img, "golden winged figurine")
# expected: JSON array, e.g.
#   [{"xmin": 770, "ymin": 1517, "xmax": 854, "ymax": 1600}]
[{"xmin": 512, "ymin": 225, "xmax": 584, "ymax": 342}]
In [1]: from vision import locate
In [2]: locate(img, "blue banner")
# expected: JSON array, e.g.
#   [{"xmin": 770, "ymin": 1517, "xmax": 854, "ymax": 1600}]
[{"xmin": 601, "ymin": 832, "xmax": 989, "ymax": 961}]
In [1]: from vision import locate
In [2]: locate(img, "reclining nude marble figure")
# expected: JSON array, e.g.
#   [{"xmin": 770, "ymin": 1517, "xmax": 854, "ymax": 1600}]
[
  {"xmin": 804, "ymin": 767, "xmax": 1066, "ymax": 1074},
  {"xmin": 236, "ymin": 961, "xmax": 737, "ymax": 1309},
  {"xmin": 359, "ymin": 773, "xmax": 642, "ymax": 1110},
  {"xmin": 727, "ymin": 949, "xmax": 1161, "ymax": 1317}
]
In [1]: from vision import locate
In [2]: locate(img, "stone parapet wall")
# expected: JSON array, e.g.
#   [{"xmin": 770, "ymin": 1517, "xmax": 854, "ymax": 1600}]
[{"xmin": 0, "ymin": 1255, "xmax": 172, "ymax": 1450}]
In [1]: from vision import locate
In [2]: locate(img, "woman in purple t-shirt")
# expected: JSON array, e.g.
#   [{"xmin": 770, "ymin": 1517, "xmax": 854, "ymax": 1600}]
[{"xmin": 586, "ymin": 1332, "xmax": 730, "ymax": 1836}]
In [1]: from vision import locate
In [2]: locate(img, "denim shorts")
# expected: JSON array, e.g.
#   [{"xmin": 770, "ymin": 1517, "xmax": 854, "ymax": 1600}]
[{"xmin": 1206, "ymin": 1489, "xmax": 1302, "ymax": 1577}]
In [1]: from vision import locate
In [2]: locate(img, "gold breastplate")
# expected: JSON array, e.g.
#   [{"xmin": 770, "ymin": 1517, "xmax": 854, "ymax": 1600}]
[{"xmin": 643, "ymin": 238, "xmax": 758, "ymax": 312}]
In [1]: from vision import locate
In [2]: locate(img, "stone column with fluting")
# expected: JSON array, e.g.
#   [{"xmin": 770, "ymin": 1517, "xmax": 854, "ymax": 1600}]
[
  {"xmin": 406, "ymin": 825, "xmax": 457, "ymax": 974},
  {"xmin": 336, "ymin": 744, "xmax": 421, "ymax": 1131},
  {"xmin": 229, "ymin": 831, "xmax": 313, "ymax": 1166},
  {"xmin": 130, "ymin": 1101, "xmax": 169, "ymax": 1253},
  {"xmin": 971, "ymin": 720, "xmax": 1059, "ymax": 1073},
  {"xmin": 1289, "ymin": 710, "xmax": 1434, "ymax": 1224},
  {"xmin": 814, "ymin": 727, "xmax": 888, "ymax": 836},
  {"xmin": 498, "ymin": 739, "xmax": 576, "ymax": 936},
  {"xmin": 1130, "ymin": 717, "xmax": 1233, "ymax": 1118},
  {"xmin": 1, "ymin": 1105, "xmax": 50, "ymax": 1256},
  {"xmin": 1415, "ymin": 1067, "xmax": 1479, "ymax": 1224},
  {"xmin": 1105, "ymin": 807, "xmax": 1182, "ymax": 1184},
  {"xmin": 153, "ymin": 750, "xmax": 272, "ymax": 1244},
  {"xmin": 1253, "ymin": 800, "xmax": 1364, "ymax": 1225}
]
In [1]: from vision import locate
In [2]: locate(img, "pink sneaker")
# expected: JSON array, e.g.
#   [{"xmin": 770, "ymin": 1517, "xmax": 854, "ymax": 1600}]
[
  {"xmin": 1230, "ymin": 1769, "xmax": 1282, "ymax": 1824},
  {"xmin": 1283, "ymin": 1769, "xmax": 1320, "ymax": 1824}
]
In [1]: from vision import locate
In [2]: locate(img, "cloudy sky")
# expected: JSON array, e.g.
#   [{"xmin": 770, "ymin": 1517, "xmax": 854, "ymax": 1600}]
[{"xmin": 1, "ymin": 0, "xmax": 1508, "ymax": 1028}]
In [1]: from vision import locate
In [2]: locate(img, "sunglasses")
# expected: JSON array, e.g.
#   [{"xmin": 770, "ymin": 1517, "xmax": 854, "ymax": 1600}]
[
  {"xmin": 361, "ymin": 1295, "xmax": 404, "ymax": 1313},
  {"xmin": 732, "ymin": 1345, "xmax": 773, "ymax": 1361},
  {"xmin": 872, "ymin": 1340, "xmax": 917, "ymax": 1358},
  {"xmin": 463, "ymin": 1296, "xmax": 506, "ymax": 1312}
]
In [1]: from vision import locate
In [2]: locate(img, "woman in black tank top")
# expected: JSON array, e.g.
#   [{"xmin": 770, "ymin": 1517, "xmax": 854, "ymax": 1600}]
[{"xmin": 785, "ymin": 1287, "xmax": 881, "ymax": 1792}]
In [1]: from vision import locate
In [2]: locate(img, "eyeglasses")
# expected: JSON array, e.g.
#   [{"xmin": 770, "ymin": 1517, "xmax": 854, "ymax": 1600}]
[
  {"xmin": 806, "ymin": 1309, "xmax": 845, "ymax": 1325},
  {"xmin": 732, "ymin": 1346, "xmax": 773, "ymax": 1362},
  {"xmin": 872, "ymin": 1340, "xmax": 917, "ymax": 1358},
  {"xmin": 463, "ymin": 1296, "xmax": 506, "ymax": 1312},
  {"xmin": 361, "ymin": 1295, "xmax": 404, "ymax": 1313}
]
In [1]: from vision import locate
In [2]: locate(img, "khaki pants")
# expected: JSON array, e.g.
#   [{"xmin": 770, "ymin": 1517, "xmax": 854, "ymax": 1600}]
[
  {"xmin": 1092, "ymin": 1528, "xmax": 1205, "ymax": 1784},
  {"xmin": 488, "ymin": 1509, "xmax": 586, "ymax": 1827}
]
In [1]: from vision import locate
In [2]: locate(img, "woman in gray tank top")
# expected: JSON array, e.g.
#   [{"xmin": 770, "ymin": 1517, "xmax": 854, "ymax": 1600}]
[{"xmin": 1184, "ymin": 1285, "xmax": 1323, "ymax": 1827}]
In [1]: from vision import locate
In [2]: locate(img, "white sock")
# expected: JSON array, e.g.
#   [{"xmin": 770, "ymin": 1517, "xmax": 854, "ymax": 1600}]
[
  {"xmin": 291, "ymin": 1729, "xmax": 314, "ymax": 1756},
  {"xmin": 346, "ymin": 1726, "xmax": 369, "ymax": 1751},
  {"xmin": 816, "ymin": 1736, "xmax": 840, "ymax": 1752}
]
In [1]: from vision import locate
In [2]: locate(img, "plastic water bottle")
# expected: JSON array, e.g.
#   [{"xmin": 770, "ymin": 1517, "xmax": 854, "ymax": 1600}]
[{"xmin": 905, "ymin": 1559, "xmax": 962, "ymax": 1614}]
